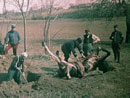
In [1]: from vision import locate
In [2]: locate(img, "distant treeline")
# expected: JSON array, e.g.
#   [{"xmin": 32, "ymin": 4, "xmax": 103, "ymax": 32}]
[
  {"xmin": 0, "ymin": 3, "xmax": 127, "ymax": 20},
  {"xmin": 31, "ymin": 3, "xmax": 126, "ymax": 20}
]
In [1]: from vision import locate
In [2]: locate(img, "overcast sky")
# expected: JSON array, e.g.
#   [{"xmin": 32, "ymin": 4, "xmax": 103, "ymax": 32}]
[{"xmin": 0, "ymin": 0, "xmax": 95, "ymax": 13}]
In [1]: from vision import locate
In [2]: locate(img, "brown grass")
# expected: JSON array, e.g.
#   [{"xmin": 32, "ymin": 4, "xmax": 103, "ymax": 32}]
[{"xmin": 0, "ymin": 18, "xmax": 129, "ymax": 98}]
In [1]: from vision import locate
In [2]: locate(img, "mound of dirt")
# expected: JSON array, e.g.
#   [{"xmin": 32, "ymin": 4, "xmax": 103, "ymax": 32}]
[{"xmin": 0, "ymin": 81, "xmax": 34, "ymax": 98}]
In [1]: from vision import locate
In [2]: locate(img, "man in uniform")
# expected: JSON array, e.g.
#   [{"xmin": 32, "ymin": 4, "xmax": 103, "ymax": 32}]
[
  {"xmin": 110, "ymin": 25, "xmax": 123, "ymax": 63},
  {"xmin": 4, "ymin": 24, "xmax": 20, "ymax": 56},
  {"xmin": 83, "ymin": 29, "xmax": 100, "ymax": 56},
  {"xmin": 61, "ymin": 38, "xmax": 85, "ymax": 62}
]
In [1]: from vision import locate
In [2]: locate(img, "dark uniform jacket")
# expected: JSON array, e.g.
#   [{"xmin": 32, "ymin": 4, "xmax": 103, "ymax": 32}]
[
  {"xmin": 4, "ymin": 30, "xmax": 20, "ymax": 45},
  {"xmin": 9, "ymin": 56, "xmax": 24, "ymax": 72},
  {"xmin": 61, "ymin": 40, "xmax": 83, "ymax": 57},
  {"xmin": 110, "ymin": 30, "xmax": 123, "ymax": 44},
  {"xmin": 83, "ymin": 34, "xmax": 93, "ymax": 44}
]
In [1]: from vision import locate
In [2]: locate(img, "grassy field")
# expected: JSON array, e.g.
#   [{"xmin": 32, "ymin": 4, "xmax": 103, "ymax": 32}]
[{"xmin": 0, "ymin": 18, "xmax": 130, "ymax": 98}]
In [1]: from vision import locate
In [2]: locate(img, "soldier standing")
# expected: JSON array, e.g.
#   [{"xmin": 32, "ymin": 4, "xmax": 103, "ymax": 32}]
[
  {"xmin": 110, "ymin": 25, "xmax": 123, "ymax": 63},
  {"xmin": 4, "ymin": 24, "xmax": 20, "ymax": 56}
]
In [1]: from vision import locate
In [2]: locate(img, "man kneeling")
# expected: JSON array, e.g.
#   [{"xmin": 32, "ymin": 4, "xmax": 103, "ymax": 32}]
[{"xmin": 7, "ymin": 52, "xmax": 28, "ymax": 84}]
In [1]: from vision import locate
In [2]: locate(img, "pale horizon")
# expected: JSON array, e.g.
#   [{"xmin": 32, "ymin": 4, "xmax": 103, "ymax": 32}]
[{"xmin": 0, "ymin": 0, "xmax": 96, "ymax": 14}]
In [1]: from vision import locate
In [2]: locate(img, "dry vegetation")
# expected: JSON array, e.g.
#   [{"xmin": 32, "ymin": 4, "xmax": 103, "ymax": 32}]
[{"xmin": 0, "ymin": 18, "xmax": 130, "ymax": 98}]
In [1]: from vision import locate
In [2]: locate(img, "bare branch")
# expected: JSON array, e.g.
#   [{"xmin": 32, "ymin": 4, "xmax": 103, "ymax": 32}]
[
  {"xmin": 3, "ymin": 0, "xmax": 6, "ymax": 13},
  {"xmin": 21, "ymin": 0, "xmax": 25, "ymax": 9},
  {"xmin": 25, "ymin": 0, "xmax": 30, "ymax": 17}
]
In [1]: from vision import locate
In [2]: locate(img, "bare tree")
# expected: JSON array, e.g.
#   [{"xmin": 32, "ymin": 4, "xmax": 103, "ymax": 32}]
[
  {"xmin": 39, "ymin": 0, "xmax": 57, "ymax": 54},
  {"xmin": 10, "ymin": 0, "xmax": 31, "ymax": 52},
  {"xmin": 42, "ymin": 0, "xmax": 54, "ymax": 48},
  {"xmin": 0, "ymin": 0, "xmax": 9, "ymax": 42},
  {"xmin": 94, "ymin": 0, "xmax": 130, "ymax": 43},
  {"xmin": 0, "ymin": 0, "xmax": 5, "ymax": 42},
  {"xmin": 123, "ymin": 0, "xmax": 130, "ymax": 43}
]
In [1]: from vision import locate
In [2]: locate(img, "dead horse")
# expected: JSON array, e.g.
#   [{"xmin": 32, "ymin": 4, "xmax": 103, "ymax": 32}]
[{"xmin": 42, "ymin": 41, "xmax": 85, "ymax": 79}]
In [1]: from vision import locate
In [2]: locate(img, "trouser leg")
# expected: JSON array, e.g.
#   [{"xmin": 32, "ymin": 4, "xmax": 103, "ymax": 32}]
[
  {"xmin": 117, "ymin": 52, "xmax": 120, "ymax": 63},
  {"xmin": 5, "ymin": 44, "xmax": 12, "ymax": 55},
  {"xmin": 7, "ymin": 69, "xmax": 16, "ymax": 81},
  {"xmin": 117, "ymin": 43, "xmax": 120, "ymax": 63},
  {"xmin": 61, "ymin": 48, "xmax": 69, "ymax": 62},
  {"xmin": 64, "ymin": 53, "xmax": 69, "ymax": 62},
  {"xmin": 113, "ymin": 49, "xmax": 117, "ymax": 61},
  {"xmin": 116, "ymin": 48, "xmax": 120, "ymax": 63},
  {"xmin": 13, "ymin": 44, "xmax": 18, "ymax": 56},
  {"xmin": 84, "ymin": 43, "xmax": 93, "ymax": 56},
  {"xmin": 14, "ymin": 70, "xmax": 21, "ymax": 84},
  {"xmin": 83, "ymin": 44, "xmax": 88, "ymax": 57},
  {"xmin": 112, "ymin": 44, "xmax": 117, "ymax": 61},
  {"xmin": 88, "ymin": 43, "xmax": 94, "ymax": 55}
]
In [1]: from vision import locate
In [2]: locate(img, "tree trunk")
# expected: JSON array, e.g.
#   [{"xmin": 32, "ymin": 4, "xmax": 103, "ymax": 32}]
[
  {"xmin": 124, "ymin": 2, "xmax": 130, "ymax": 43},
  {"xmin": 43, "ymin": 19, "xmax": 48, "ymax": 42},
  {"xmin": 21, "ymin": 11, "xmax": 27, "ymax": 52},
  {"xmin": 23, "ymin": 17, "xmax": 27, "ymax": 52},
  {"xmin": 46, "ymin": 18, "xmax": 51, "ymax": 48},
  {"xmin": 121, "ymin": 0, "xmax": 130, "ymax": 43},
  {"xmin": 125, "ymin": 15, "xmax": 130, "ymax": 43},
  {"xmin": 43, "ymin": 19, "xmax": 49, "ymax": 54}
]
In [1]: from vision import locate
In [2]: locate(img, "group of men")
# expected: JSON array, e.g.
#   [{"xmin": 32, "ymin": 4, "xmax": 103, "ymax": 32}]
[
  {"xmin": 61, "ymin": 29, "xmax": 101, "ymax": 63},
  {"xmin": 61, "ymin": 25, "xmax": 123, "ymax": 64},
  {"xmin": 0, "ymin": 24, "xmax": 28, "ymax": 84},
  {"xmin": 0, "ymin": 24, "xmax": 123, "ymax": 84},
  {"xmin": 42, "ymin": 24, "xmax": 123, "ymax": 79}
]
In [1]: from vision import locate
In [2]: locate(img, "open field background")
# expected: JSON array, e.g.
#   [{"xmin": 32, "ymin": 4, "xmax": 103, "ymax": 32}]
[
  {"xmin": 0, "ymin": 17, "xmax": 126, "ymax": 55},
  {"xmin": 0, "ymin": 18, "xmax": 130, "ymax": 98}
]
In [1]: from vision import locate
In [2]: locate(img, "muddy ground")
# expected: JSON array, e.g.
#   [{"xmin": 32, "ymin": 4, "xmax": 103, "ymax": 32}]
[{"xmin": 0, "ymin": 19, "xmax": 130, "ymax": 98}]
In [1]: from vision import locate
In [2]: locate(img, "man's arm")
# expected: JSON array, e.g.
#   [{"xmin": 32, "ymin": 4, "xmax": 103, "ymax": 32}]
[
  {"xmin": 92, "ymin": 34, "xmax": 100, "ymax": 43},
  {"xmin": 77, "ymin": 45, "xmax": 86, "ymax": 58},
  {"xmin": 109, "ymin": 32, "xmax": 114, "ymax": 40},
  {"xmin": 70, "ymin": 42, "xmax": 77, "ymax": 58},
  {"xmin": 77, "ymin": 45, "xmax": 83, "ymax": 54},
  {"xmin": 17, "ymin": 32, "xmax": 21, "ymax": 43},
  {"xmin": 4, "ymin": 32, "xmax": 9, "ymax": 44},
  {"xmin": 120, "ymin": 32, "xmax": 124, "ymax": 44}
]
